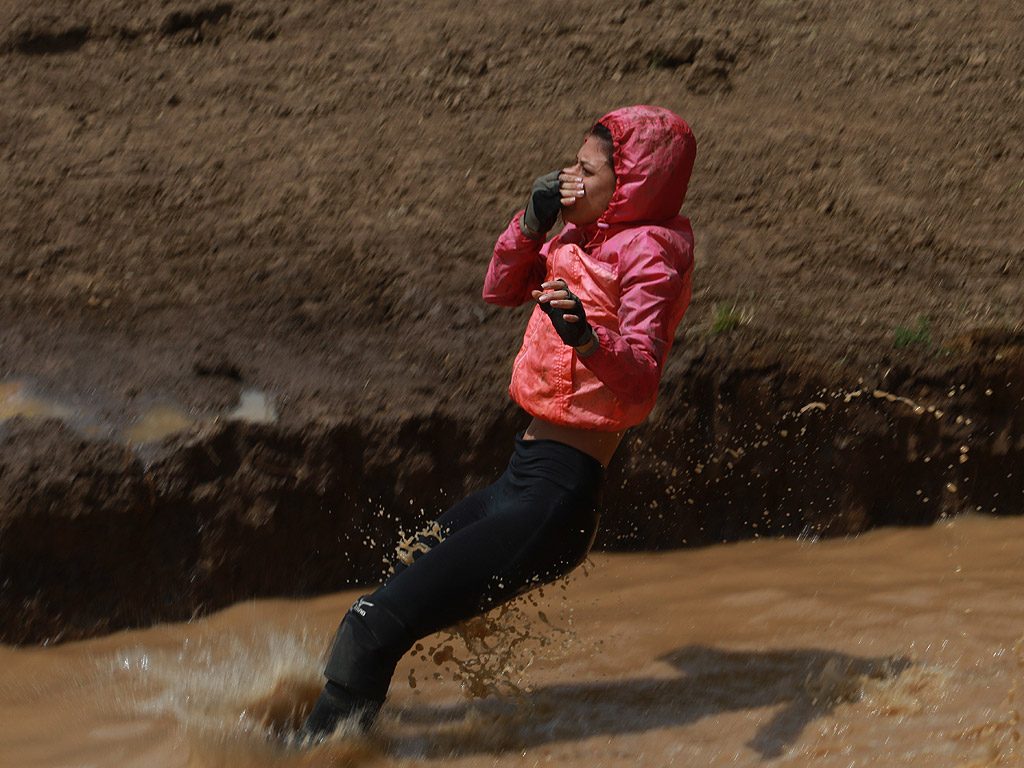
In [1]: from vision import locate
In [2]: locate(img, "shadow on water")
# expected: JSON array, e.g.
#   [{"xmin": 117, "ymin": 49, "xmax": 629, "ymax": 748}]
[{"xmin": 386, "ymin": 645, "xmax": 912, "ymax": 759}]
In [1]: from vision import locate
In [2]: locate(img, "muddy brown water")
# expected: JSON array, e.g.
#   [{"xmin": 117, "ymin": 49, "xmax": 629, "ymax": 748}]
[{"xmin": 2, "ymin": 514, "xmax": 1022, "ymax": 768}]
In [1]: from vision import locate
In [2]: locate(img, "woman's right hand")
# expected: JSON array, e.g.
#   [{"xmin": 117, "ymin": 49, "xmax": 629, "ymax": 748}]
[
  {"xmin": 558, "ymin": 170, "xmax": 585, "ymax": 207},
  {"xmin": 520, "ymin": 169, "xmax": 588, "ymax": 239},
  {"xmin": 521, "ymin": 170, "xmax": 562, "ymax": 238}
]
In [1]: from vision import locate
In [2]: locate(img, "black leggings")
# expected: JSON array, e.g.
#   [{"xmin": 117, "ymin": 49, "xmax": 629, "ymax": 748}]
[{"xmin": 323, "ymin": 432, "xmax": 604, "ymax": 701}]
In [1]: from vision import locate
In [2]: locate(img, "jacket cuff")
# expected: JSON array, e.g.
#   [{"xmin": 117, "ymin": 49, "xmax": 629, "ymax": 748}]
[{"xmin": 512, "ymin": 210, "xmax": 546, "ymax": 245}]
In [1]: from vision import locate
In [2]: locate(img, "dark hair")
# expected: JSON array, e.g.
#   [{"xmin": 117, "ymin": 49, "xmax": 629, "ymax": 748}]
[{"xmin": 589, "ymin": 123, "xmax": 615, "ymax": 169}]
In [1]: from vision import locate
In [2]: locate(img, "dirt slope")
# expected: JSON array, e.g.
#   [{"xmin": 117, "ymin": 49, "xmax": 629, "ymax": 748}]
[{"xmin": 1, "ymin": 0, "xmax": 1022, "ymax": 642}]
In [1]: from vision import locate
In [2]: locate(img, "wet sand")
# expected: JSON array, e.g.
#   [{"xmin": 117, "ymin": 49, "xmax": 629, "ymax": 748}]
[{"xmin": 2, "ymin": 513, "xmax": 1022, "ymax": 767}]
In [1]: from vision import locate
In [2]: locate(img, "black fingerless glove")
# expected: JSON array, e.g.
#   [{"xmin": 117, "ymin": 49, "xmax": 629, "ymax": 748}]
[
  {"xmin": 520, "ymin": 170, "xmax": 562, "ymax": 238},
  {"xmin": 540, "ymin": 285, "xmax": 595, "ymax": 348}
]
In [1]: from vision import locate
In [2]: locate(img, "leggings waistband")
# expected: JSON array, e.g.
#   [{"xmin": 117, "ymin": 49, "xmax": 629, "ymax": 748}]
[{"xmin": 509, "ymin": 430, "xmax": 604, "ymax": 493}]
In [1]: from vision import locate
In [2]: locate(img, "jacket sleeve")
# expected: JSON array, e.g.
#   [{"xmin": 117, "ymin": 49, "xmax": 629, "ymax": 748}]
[
  {"xmin": 581, "ymin": 230, "xmax": 692, "ymax": 403},
  {"xmin": 482, "ymin": 211, "xmax": 548, "ymax": 307}
]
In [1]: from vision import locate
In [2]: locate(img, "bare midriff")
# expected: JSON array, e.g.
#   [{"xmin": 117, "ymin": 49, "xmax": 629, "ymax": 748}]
[{"xmin": 522, "ymin": 417, "xmax": 625, "ymax": 467}]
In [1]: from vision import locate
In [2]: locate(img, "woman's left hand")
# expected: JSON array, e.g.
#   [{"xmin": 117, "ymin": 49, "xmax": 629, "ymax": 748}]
[
  {"xmin": 532, "ymin": 280, "xmax": 595, "ymax": 350},
  {"xmin": 533, "ymin": 280, "xmax": 580, "ymax": 320}
]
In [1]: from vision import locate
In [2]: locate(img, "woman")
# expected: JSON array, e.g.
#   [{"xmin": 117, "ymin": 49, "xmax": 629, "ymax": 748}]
[{"xmin": 300, "ymin": 104, "xmax": 697, "ymax": 740}]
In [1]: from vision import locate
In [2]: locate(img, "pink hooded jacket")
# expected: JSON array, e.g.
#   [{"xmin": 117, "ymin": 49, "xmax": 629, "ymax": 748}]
[{"xmin": 483, "ymin": 105, "xmax": 697, "ymax": 431}]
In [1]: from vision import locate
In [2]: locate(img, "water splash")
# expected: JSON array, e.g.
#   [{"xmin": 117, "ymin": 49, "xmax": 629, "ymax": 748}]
[
  {"xmin": 957, "ymin": 635, "xmax": 1024, "ymax": 767},
  {"xmin": 109, "ymin": 629, "xmax": 378, "ymax": 767},
  {"xmin": 408, "ymin": 568, "xmax": 590, "ymax": 702},
  {"xmin": 390, "ymin": 520, "xmax": 445, "ymax": 571}
]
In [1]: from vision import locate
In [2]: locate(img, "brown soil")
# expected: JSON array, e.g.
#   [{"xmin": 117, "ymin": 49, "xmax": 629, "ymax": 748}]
[{"xmin": 1, "ymin": 0, "xmax": 1022, "ymax": 644}]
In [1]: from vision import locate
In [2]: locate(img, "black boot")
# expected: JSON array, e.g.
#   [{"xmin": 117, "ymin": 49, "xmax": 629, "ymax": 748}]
[
  {"xmin": 297, "ymin": 596, "xmax": 413, "ymax": 744},
  {"xmin": 297, "ymin": 681, "xmax": 383, "ymax": 743}
]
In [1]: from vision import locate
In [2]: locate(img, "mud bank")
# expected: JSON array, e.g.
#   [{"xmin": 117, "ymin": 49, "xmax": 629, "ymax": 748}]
[
  {"xmin": 2, "ymin": 335, "xmax": 1021, "ymax": 645},
  {"xmin": 2, "ymin": 0, "xmax": 1023, "ymax": 644}
]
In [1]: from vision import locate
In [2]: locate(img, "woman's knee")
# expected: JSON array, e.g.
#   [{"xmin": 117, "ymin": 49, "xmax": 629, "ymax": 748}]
[{"xmin": 323, "ymin": 595, "xmax": 415, "ymax": 700}]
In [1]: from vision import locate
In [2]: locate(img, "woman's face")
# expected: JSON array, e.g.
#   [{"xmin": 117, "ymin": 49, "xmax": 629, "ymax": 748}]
[{"xmin": 560, "ymin": 134, "xmax": 616, "ymax": 227}]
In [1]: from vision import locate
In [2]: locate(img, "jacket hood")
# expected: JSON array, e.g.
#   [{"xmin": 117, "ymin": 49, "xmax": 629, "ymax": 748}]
[{"xmin": 591, "ymin": 105, "xmax": 697, "ymax": 232}]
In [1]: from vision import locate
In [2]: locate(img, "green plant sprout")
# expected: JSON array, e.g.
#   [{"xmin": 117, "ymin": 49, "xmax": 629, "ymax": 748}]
[
  {"xmin": 894, "ymin": 315, "xmax": 932, "ymax": 348},
  {"xmin": 712, "ymin": 301, "xmax": 746, "ymax": 334}
]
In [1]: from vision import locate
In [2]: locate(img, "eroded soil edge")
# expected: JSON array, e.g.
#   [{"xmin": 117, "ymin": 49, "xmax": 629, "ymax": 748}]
[{"xmin": 2, "ymin": 339, "xmax": 1021, "ymax": 645}]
